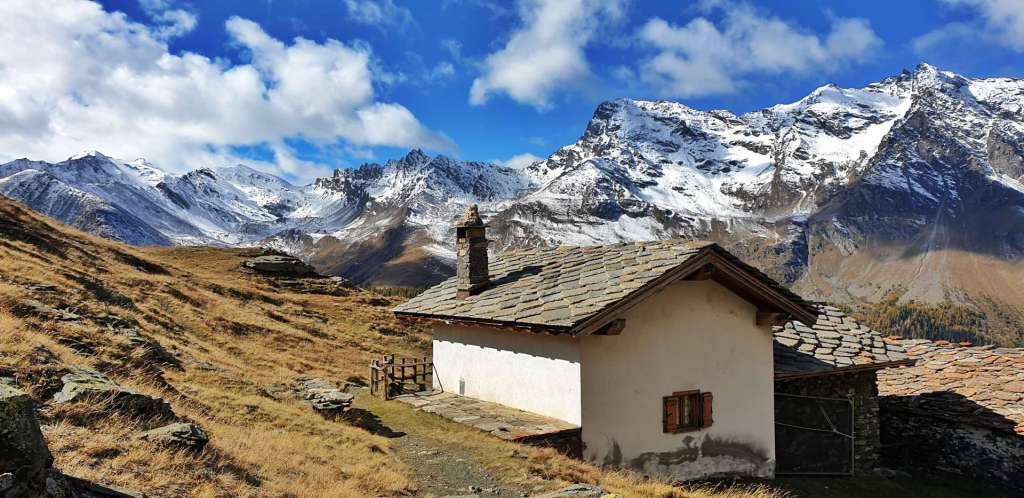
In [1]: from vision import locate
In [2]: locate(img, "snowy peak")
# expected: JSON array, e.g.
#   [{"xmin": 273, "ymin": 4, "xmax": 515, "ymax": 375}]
[{"xmin": 2, "ymin": 64, "xmax": 1024, "ymax": 291}]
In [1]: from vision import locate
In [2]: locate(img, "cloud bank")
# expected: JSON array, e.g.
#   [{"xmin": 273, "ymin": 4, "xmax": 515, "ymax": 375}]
[
  {"xmin": 0, "ymin": 0, "xmax": 450, "ymax": 181},
  {"xmin": 637, "ymin": 1, "xmax": 883, "ymax": 98}
]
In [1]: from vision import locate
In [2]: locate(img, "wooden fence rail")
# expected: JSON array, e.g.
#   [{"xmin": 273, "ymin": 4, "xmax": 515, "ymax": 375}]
[{"xmin": 369, "ymin": 354, "xmax": 432, "ymax": 400}]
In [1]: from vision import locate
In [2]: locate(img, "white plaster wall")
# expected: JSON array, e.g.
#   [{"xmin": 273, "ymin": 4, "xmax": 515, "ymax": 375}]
[
  {"xmin": 432, "ymin": 324, "xmax": 582, "ymax": 425},
  {"xmin": 580, "ymin": 280, "xmax": 776, "ymax": 480}
]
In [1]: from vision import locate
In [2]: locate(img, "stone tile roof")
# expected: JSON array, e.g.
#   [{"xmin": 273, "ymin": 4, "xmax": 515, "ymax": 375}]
[
  {"xmin": 878, "ymin": 339, "xmax": 1024, "ymax": 435},
  {"xmin": 773, "ymin": 305, "xmax": 911, "ymax": 378},
  {"xmin": 394, "ymin": 240, "xmax": 816, "ymax": 334}
]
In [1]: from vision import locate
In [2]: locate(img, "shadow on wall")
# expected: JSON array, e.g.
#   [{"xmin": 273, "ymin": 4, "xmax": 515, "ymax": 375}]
[
  {"xmin": 599, "ymin": 436, "xmax": 773, "ymax": 481},
  {"xmin": 881, "ymin": 391, "xmax": 1024, "ymax": 493}
]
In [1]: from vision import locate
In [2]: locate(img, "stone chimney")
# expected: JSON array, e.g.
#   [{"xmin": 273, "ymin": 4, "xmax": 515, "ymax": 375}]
[{"xmin": 455, "ymin": 204, "xmax": 488, "ymax": 299}]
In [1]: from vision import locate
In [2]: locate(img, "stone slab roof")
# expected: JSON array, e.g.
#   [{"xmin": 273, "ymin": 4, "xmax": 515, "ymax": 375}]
[
  {"xmin": 773, "ymin": 305, "xmax": 911, "ymax": 378},
  {"xmin": 878, "ymin": 339, "xmax": 1024, "ymax": 435},
  {"xmin": 394, "ymin": 240, "xmax": 816, "ymax": 335}
]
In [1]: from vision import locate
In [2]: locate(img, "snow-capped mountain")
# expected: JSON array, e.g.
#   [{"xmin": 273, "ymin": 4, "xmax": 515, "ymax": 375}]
[
  {"xmin": 0, "ymin": 148, "xmax": 533, "ymax": 285},
  {"xmin": 3, "ymin": 64, "xmax": 1024, "ymax": 328}
]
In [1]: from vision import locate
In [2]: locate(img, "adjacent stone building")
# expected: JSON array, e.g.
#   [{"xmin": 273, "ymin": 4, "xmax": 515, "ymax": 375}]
[
  {"xmin": 773, "ymin": 307, "xmax": 911, "ymax": 475},
  {"xmin": 878, "ymin": 340, "xmax": 1024, "ymax": 492}
]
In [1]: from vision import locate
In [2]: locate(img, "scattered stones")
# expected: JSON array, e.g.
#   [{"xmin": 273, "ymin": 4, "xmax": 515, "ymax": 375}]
[
  {"xmin": 294, "ymin": 378, "xmax": 355, "ymax": 413},
  {"xmin": 0, "ymin": 385, "xmax": 52, "ymax": 498},
  {"xmin": 15, "ymin": 299, "xmax": 81, "ymax": 321},
  {"xmin": 241, "ymin": 255, "xmax": 318, "ymax": 277},
  {"xmin": 137, "ymin": 422, "xmax": 209, "ymax": 451},
  {"xmin": 532, "ymin": 484, "xmax": 618, "ymax": 498},
  {"xmin": 51, "ymin": 367, "xmax": 175, "ymax": 422}
]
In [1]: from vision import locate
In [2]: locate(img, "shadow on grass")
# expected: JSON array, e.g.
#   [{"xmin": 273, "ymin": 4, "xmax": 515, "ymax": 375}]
[{"xmin": 342, "ymin": 407, "xmax": 407, "ymax": 438}]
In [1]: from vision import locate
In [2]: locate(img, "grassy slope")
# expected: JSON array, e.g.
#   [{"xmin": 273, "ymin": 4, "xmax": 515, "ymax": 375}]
[
  {"xmin": 0, "ymin": 196, "xmax": 436, "ymax": 496},
  {"xmin": 0, "ymin": 196, "xmax": 787, "ymax": 498},
  {"xmin": 0, "ymin": 196, "xmax": 1007, "ymax": 498}
]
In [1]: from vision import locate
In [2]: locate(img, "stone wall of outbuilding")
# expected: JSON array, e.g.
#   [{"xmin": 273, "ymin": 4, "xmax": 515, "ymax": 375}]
[
  {"xmin": 774, "ymin": 370, "xmax": 880, "ymax": 475},
  {"xmin": 880, "ymin": 404, "xmax": 1024, "ymax": 493}
]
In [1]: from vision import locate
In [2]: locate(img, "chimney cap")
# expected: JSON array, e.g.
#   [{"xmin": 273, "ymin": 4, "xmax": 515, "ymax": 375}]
[{"xmin": 456, "ymin": 204, "xmax": 485, "ymax": 228}]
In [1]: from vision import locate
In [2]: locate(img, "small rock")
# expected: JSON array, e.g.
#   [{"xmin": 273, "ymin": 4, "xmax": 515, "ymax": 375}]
[
  {"xmin": 0, "ymin": 472, "xmax": 14, "ymax": 493},
  {"xmin": 137, "ymin": 422, "xmax": 209, "ymax": 450},
  {"xmin": 30, "ymin": 344, "xmax": 59, "ymax": 365},
  {"xmin": 532, "ymin": 484, "xmax": 618, "ymax": 498},
  {"xmin": 26, "ymin": 283, "xmax": 58, "ymax": 293},
  {"xmin": 190, "ymin": 359, "xmax": 218, "ymax": 371}
]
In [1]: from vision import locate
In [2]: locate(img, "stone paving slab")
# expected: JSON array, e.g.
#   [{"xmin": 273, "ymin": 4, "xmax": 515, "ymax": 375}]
[{"xmin": 395, "ymin": 391, "xmax": 578, "ymax": 441}]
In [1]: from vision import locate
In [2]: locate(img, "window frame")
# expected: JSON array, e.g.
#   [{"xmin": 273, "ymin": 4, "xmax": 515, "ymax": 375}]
[{"xmin": 662, "ymin": 389, "xmax": 711, "ymax": 434}]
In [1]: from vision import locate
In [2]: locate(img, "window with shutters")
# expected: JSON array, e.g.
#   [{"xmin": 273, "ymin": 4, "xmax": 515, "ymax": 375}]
[{"xmin": 662, "ymin": 390, "xmax": 713, "ymax": 433}]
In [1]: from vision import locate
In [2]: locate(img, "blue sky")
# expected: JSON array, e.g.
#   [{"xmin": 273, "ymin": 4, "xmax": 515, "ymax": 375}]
[{"xmin": 2, "ymin": 0, "xmax": 1022, "ymax": 182}]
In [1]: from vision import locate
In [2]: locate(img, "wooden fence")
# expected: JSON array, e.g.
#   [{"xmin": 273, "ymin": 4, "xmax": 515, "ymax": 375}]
[{"xmin": 369, "ymin": 354, "xmax": 432, "ymax": 400}]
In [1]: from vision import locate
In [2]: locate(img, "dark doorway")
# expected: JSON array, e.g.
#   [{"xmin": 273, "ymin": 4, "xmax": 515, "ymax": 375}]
[{"xmin": 775, "ymin": 393, "xmax": 854, "ymax": 475}]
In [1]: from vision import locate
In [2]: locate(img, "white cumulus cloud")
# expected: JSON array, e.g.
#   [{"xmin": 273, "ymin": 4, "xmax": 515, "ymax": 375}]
[
  {"xmin": 0, "ymin": 0, "xmax": 450, "ymax": 181},
  {"xmin": 637, "ymin": 1, "xmax": 882, "ymax": 98},
  {"xmin": 469, "ymin": 0, "xmax": 624, "ymax": 110},
  {"xmin": 915, "ymin": 0, "xmax": 1024, "ymax": 53}
]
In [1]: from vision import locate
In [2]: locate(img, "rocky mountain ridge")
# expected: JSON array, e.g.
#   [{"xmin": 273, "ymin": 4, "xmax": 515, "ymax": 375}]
[{"xmin": 3, "ymin": 64, "xmax": 1024, "ymax": 342}]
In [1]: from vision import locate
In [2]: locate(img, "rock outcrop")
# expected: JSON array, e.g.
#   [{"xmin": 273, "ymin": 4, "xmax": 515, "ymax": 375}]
[
  {"xmin": 294, "ymin": 378, "xmax": 355, "ymax": 414},
  {"xmin": 264, "ymin": 378, "xmax": 355, "ymax": 416},
  {"xmin": 241, "ymin": 255, "xmax": 318, "ymax": 278},
  {"xmin": 0, "ymin": 385, "xmax": 52, "ymax": 498},
  {"xmin": 52, "ymin": 367, "xmax": 174, "ymax": 422},
  {"xmin": 1, "ymin": 384, "xmax": 149, "ymax": 498}
]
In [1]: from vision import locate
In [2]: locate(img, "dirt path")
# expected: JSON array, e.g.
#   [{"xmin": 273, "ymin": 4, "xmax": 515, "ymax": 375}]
[
  {"xmin": 391, "ymin": 432, "xmax": 526, "ymax": 498},
  {"xmin": 352, "ymin": 393, "xmax": 533, "ymax": 498}
]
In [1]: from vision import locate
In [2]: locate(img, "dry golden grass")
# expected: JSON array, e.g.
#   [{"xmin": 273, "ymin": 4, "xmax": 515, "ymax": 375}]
[
  {"xmin": 360, "ymin": 395, "xmax": 790, "ymax": 498},
  {"xmin": 0, "ymin": 196, "xmax": 786, "ymax": 498}
]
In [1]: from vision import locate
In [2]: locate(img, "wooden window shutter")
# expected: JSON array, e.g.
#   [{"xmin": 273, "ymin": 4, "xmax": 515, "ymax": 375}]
[
  {"xmin": 701, "ymin": 392, "xmax": 714, "ymax": 428},
  {"xmin": 663, "ymin": 396, "xmax": 679, "ymax": 433}
]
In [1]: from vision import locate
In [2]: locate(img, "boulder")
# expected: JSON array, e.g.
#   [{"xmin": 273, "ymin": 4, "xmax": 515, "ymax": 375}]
[
  {"xmin": 532, "ymin": 484, "xmax": 619, "ymax": 498},
  {"xmin": 137, "ymin": 422, "xmax": 208, "ymax": 451},
  {"xmin": 0, "ymin": 384, "xmax": 52, "ymax": 498},
  {"xmin": 51, "ymin": 367, "xmax": 175, "ymax": 422},
  {"xmin": 240, "ymin": 255, "xmax": 318, "ymax": 277}
]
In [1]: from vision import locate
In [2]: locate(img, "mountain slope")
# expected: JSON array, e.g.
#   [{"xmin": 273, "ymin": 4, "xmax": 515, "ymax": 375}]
[
  {"xmin": 3, "ymin": 64, "xmax": 1024, "ymax": 345},
  {"xmin": 0, "ymin": 195, "xmax": 785, "ymax": 498}
]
